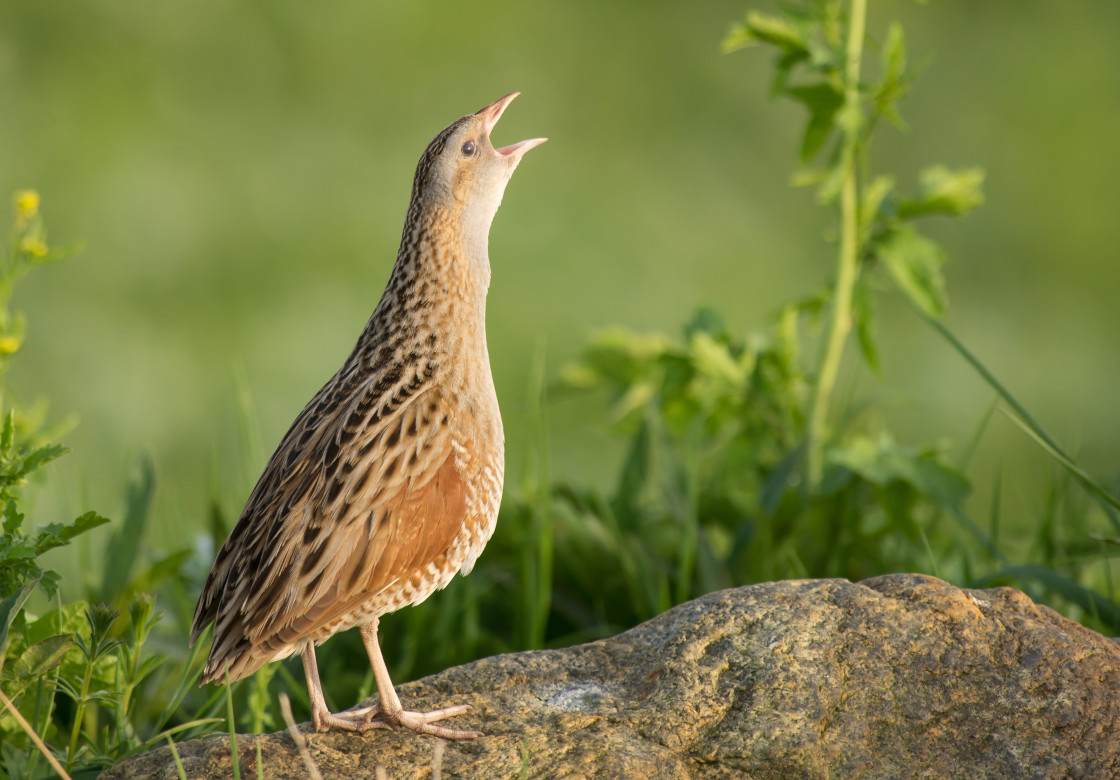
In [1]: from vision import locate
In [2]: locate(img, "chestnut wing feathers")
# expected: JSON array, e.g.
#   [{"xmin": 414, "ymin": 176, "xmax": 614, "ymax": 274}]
[{"xmin": 191, "ymin": 370, "xmax": 467, "ymax": 681}]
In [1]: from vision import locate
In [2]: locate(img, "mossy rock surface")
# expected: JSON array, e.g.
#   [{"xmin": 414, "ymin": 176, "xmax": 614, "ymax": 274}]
[{"xmin": 102, "ymin": 573, "xmax": 1120, "ymax": 779}]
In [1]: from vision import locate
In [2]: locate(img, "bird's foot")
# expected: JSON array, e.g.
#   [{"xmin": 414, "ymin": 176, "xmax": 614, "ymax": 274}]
[
  {"xmin": 310, "ymin": 702, "xmax": 481, "ymax": 739},
  {"xmin": 310, "ymin": 704, "xmax": 385, "ymax": 733},
  {"xmin": 369, "ymin": 703, "xmax": 481, "ymax": 740}
]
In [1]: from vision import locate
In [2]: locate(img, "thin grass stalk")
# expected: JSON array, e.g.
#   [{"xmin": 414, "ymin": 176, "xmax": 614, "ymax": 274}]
[
  {"xmin": 225, "ymin": 667, "xmax": 240, "ymax": 780},
  {"xmin": 916, "ymin": 303, "xmax": 1120, "ymax": 520},
  {"xmin": 279, "ymin": 692, "xmax": 323, "ymax": 780},
  {"xmin": 0, "ymin": 687, "xmax": 72, "ymax": 780},
  {"xmin": 673, "ymin": 425, "xmax": 703, "ymax": 605},
  {"xmin": 527, "ymin": 339, "xmax": 554, "ymax": 649},
  {"xmin": 165, "ymin": 736, "xmax": 189, "ymax": 780}
]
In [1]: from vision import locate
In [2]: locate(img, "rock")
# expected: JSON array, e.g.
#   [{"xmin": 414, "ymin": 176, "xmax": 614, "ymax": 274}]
[{"xmin": 102, "ymin": 574, "xmax": 1120, "ymax": 779}]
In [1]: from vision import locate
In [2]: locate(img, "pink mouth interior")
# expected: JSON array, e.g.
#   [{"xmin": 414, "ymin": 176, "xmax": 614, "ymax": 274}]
[{"xmin": 495, "ymin": 138, "xmax": 546, "ymax": 156}]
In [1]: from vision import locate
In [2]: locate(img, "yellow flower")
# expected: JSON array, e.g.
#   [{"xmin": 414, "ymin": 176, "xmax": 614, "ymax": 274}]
[
  {"xmin": 19, "ymin": 236, "xmax": 48, "ymax": 257},
  {"xmin": 0, "ymin": 336, "xmax": 21, "ymax": 355},
  {"xmin": 13, "ymin": 190, "xmax": 39, "ymax": 221}
]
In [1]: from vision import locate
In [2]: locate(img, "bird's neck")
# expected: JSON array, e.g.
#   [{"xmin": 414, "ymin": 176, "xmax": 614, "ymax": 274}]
[
  {"xmin": 397, "ymin": 202, "xmax": 491, "ymax": 309},
  {"xmin": 357, "ymin": 201, "xmax": 491, "ymax": 366}
]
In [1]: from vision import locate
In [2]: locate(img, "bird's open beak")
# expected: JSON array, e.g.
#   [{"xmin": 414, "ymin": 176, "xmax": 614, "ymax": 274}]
[{"xmin": 477, "ymin": 92, "xmax": 548, "ymax": 157}]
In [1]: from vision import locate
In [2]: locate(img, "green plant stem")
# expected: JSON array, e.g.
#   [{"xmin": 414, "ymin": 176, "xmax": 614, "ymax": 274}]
[
  {"xmin": 67, "ymin": 660, "xmax": 95, "ymax": 767},
  {"xmin": 807, "ymin": 0, "xmax": 867, "ymax": 487}
]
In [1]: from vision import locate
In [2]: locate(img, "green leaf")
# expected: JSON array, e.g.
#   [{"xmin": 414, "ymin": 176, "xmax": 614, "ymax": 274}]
[
  {"xmin": 898, "ymin": 166, "xmax": 986, "ymax": 219},
  {"xmin": 0, "ymin": 578, "xmax": 38, "ymax": 649},
  {"xmin": 875, "ymin": 226, "xmax": 948, "ymax": 316},
  {"xmin": 860, "ymin": 175, "xmax": 895, "ymax": 239},
  {"xmin": 613, "ymin": 418, "xmax": 651, "ymax": 522},
  {"xmin": 771, "ymin": 50, "xmax": 810, "ymax": 97},
  {"xmin": 829, "ymin": 435, "xmax": 970, "ymax": 510},
  {"xmin": 881, "ymin": 23, "xmax": 906, "ymax": 88},
  {"xmin": 0, "ymin": 411, "xmax": 14, "ymax": 453},
  {"xmin": 873, "ymin": 22, "xmax": 910, "ymax": 128},
  {"xmin": 25, "ymin": 601, "xmax": 89, "ymax": 647},
  {"xmin": 786, "ymin": 82, "xmax": 844, "ymax": 163},
  {"xmin": 0, "ymin": 633, "xmax": 75, "ymax": 702},
  {"xmin": 760, "ymin": 444, "xmax": 803, "ymax": 516},
  {"xmin": 723, "ymin": 11, "xmax": 808, "ymax": 55},
  {"xmin": 851, "ymin": 281, "xmax": 880, "ymax": 373},
  {"xmin": 721, "ymin": 23, "xmax": 757, "ymax": 54},
  {"xmin": 1, "ymin": 497, "xmax": 25, "ymax": 534},
  {"xmin": 101, "ymin": 456, "xmax": 155, "ymax": 603},
  {"xmin": 20, "ymin": 443, "xmax": 67, "ymax": 477},
  {"xmin": 33, "ymin": 511, "xmax": 110, "ymax": 556}
]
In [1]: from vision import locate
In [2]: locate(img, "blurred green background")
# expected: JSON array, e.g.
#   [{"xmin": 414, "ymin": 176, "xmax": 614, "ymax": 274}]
[{"xmin": 1, "ymin": 0, "xmax": 1118, "ymax": 570}]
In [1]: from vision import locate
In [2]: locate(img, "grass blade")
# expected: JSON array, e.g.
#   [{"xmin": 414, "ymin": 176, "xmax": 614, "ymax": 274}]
[
  {"xmin": 225, "ymin": 667, "xmax": 240, "ymax": 780},
  {"xmin": 99, "ymin": 455, "xmax": 156, "ymax": 604},
  {"xmin": 165, "ymin": 736, "xmax": 188, "ymax": 780},
  {"xmin": 916, "ymin": 306, "xmax": 1120, "ymax": 519},
  {"xmin": 973, "ymin": 564, "xmax": 1120, "ymax": 629}
]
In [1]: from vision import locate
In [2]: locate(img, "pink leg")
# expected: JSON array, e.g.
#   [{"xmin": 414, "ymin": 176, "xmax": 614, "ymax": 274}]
[
  {"xmin": 357, "ymin": 618, "xmax": 481, "ymax": 740},
  {"xmin": 301, "ymin": 641, "xmax": 381, "ymax": 732}
]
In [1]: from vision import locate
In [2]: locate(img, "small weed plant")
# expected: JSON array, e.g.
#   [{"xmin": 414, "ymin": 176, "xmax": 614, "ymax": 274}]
[{"xmin": 0, "ymin": 194, "xmax": 218, "ymax": 779}]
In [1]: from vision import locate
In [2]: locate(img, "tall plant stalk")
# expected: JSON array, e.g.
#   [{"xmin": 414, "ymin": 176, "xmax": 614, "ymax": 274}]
[{"xmin": 806, "ymin": 0, "xmax": 867, "ymax": 488}]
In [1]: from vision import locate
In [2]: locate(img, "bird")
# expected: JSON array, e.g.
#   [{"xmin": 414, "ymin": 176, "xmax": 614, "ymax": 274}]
[{"xmin": 190, "ymin": 93, "xmax": 545, "ymax": 740}]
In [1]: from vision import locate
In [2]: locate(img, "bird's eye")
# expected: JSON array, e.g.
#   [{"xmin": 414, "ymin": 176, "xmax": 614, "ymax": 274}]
[{"xmin": 461, "ymin": 140, "xmax": 476, "ymax": 156}]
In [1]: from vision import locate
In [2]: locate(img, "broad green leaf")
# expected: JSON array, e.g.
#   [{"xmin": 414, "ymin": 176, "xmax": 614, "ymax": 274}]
[
  {"xmin": 898, "ymin": 166, "xmax": 986, "ymax": 218},
  {"xmin": 1, "ymin": 498, "xmax": 23, "ymax": 534},
  {"xmin": 875, "ymin": 226, "xmax": 948, "ymax": 316},
  {"xmin": 38, "ymin": 569, "xmax": 61, "ymax": 599},
  {"xmin": 0, "ymin": 633, "xmax": 75, "ymax": 702},
  {"xmin": 25, "ymin": 601, "xmax": 89, "ymax": 647},
  {"xmin": 829, "ymin": 435, "xmax": 970, "ymax": 510}
]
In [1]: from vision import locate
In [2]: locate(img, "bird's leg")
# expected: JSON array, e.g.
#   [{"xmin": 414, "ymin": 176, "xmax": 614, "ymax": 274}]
[
  {"xmin": 301, "ymin": 641, "xmax": 382, "ymax": 732},
  {"xmin": 358, "ymin": 618, "xmax": 482, "ymax": 740}
]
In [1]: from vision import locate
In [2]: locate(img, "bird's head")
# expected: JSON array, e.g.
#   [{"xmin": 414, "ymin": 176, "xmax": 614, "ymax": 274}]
[{"xmin": 410, "ymin": 93, "xmax": 546, "ymax": 236}]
